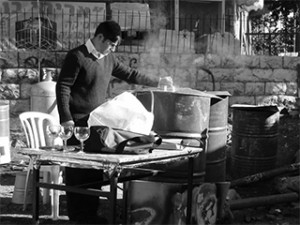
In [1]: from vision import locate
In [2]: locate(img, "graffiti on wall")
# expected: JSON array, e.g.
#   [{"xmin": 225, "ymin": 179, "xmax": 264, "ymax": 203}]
[{"xmin": 0, "ymin": 1, "xmax": 106, "ymax": 50}]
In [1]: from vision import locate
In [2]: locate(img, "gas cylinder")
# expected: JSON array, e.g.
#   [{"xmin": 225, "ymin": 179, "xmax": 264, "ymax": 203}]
[{"xmin": 30, "ymin": 73, "xmax": 59, "ymax": 122}]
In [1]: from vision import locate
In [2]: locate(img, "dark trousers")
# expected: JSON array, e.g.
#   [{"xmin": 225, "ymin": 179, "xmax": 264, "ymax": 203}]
[
  {"xmin": 65, "ymin": 166, "xmax": 103, "ymax": 221},
  {"xmin": 65, "ymin": 119, "xmax": 103, "ymax": 222}
]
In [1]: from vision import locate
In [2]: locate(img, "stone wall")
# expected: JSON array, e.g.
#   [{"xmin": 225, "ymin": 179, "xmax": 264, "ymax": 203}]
[{"xmin": 0, "ymin": 51, "xmax": 299, "ymax": 162}]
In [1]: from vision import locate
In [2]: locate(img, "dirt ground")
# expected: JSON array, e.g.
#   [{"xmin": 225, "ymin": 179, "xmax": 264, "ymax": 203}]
[
  {"xmin": 1, "ymin": 165, "xmax": 299, "ymax": 225},
  {"xmin": 0, "ymin": 169, "xmax": 120, "ymax": 225},
  {"xmin": 0, "ymin": 115, "xmax": 299, "ymax": 225}
]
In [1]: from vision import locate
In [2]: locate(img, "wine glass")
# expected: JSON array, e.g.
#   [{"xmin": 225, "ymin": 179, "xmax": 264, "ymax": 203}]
[
  {"xmin": 46, "ymin": 124, "xmax": 62, "ymax": 149},
  {"xmin": 74, "ymin": 126, "xmax": 90, "ymax": 153},
  {"xmin": 60, "ymin": 125, "xmax": 74, "ymax": 151}
]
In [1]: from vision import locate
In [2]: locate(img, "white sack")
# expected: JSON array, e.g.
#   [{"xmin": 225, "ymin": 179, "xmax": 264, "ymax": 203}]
[{"xmin": 88, "ymin": 92, "xmax": 154, "ymax": 135}]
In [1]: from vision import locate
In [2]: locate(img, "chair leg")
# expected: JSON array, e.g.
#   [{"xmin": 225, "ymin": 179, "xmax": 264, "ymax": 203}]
[
  {"xmin": 50, "ymin": 166, "xmax": 60, "ymax": 220},
  {"xmin": 23, "ymin": 161, "xmax": 33, "ymax": 211},
  {"xmin": 42, "ymin": 171, "xmax": 50, "ymax": 204}
]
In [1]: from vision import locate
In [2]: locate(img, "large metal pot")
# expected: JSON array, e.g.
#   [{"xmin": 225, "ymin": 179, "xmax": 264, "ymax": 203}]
[
  {"xmin": 134, "ymin": 88, "xmax": 218, "ymax": 183},
  {"xmin": 134, "ymin": 88, "xmax": 217, "ymax": 140}
]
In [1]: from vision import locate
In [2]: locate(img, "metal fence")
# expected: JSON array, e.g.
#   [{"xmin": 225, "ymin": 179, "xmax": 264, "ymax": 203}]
[{"xmin": 1, "ymin": 9, "xmax": 299, "ymax": 56}]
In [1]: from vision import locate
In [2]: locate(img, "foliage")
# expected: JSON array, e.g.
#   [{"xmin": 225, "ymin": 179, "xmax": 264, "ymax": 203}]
[{"xmin": 249, "ymin": 0, "xmax": 300, "ymax": 55}]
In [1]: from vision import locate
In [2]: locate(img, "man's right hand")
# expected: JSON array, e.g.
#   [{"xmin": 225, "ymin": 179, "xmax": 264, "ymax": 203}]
[{"xmin": 158, "ymin": 76, "xmax": 175, "ymax": 91}]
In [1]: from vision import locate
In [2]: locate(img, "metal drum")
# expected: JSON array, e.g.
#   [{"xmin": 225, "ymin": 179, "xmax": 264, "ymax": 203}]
[
  {"xmin": 205, "ymin": 91, "xmax": 230, "ymax": 182},
  {"xmin": 0, "ymin": 103, "xmax": 10, "ymax": 164},
  {"xmin": 231, "ymin": 105, "xmax": 280, "ymax": 179},
  {"xmin": 134, "ymin": 88, "xmax": 216, "ymax": 183}
]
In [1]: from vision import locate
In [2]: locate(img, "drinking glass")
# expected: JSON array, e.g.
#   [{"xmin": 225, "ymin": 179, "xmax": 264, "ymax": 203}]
[
  {"xmin": 74, "ymin": 126, "xmax": 90, "ymax": 153},
  {"xmin": 60, "ymin": 125, "xmax": 74, "ymax": 151},
  {"xmin": 46, "ymin": 124, "xmax": 62, "ymax": 149}
]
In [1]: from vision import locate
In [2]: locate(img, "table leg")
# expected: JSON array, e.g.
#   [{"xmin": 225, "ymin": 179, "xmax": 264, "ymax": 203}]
[
  {"xmin": 109, "ymin": 172, "xmax": 118, "ymax": 224},
  {"xmin": 186, "ymin": 157, "xmax": 194, "ymax": 225},
  {"xmin": 32, "ymin": 166, "xmax": 40, "ymax": 224},
  {"xmin": 122, "ymin": 181, "xmax": 129, "ymax": 224}
]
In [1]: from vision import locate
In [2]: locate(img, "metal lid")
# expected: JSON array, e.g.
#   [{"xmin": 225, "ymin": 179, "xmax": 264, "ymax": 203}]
[
  {"xmin": 231, "ymin": 104, "xmax": 279, "ymax": 112},
  {"xmin": 134, "ymin": 87, "xmax": 222, "ymax": 99},
  {"xmin": 206, "ymin": 91, "xmax": 231, "ymax": 97}
]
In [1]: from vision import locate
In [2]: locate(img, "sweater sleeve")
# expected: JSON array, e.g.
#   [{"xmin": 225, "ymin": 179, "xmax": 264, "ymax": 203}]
[
  {"xmin": 56, "ymin": 51, "xmax": 80, "ymax": 123},
  {"xmin": 111, "ymin": 55, "xmax": 159, "ymax": 87}
]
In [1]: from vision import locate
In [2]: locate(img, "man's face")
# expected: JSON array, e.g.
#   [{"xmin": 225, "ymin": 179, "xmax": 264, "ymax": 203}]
[{"xmin": 95, "ymin": 34, "xmax": 119, "ymax": 56}]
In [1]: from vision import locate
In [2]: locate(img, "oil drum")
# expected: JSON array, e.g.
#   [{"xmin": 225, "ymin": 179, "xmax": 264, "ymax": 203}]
[
  {"xmin": 205, "ymin": 91, "xmax": 230, "ymax": 182},
  {"xmin": 231, "ymin": 104, "xmax": 280, "ymax": 179}
]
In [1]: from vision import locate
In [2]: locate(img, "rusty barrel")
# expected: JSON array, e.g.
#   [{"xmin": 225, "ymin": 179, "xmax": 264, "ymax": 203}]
[
  {"xmin": 205, "ymin": 91, "xmax": 230, "ymax": 182},
  {"xmin": 0, "ymin": 103, "xmax": 10, "ymax": 164},
  {"xmin": 231, "ymin": 105, "xmax": 280, "ymax": 179}
]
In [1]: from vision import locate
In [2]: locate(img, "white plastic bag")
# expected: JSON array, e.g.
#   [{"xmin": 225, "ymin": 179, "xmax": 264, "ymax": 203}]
[{"xmin": 88, "ymin": 92, "xmax": 154, "ymax": 135}]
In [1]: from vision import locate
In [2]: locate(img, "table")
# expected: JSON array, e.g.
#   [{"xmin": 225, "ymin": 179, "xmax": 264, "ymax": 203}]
[{"xmin": 17, "ymin": 147, "xmax": 202, "ymax": 224}]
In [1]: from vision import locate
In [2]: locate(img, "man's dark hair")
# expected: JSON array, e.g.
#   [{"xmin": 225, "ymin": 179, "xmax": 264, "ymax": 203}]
[{"xmin": 95, "ymin": 20, "xmax": 121, "ymax": 42}]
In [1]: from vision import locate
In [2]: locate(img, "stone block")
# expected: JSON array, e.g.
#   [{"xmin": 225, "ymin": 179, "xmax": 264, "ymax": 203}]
[
  {"xmin": 229, "ymin": 95, "xmax": 255, "ymax": 105},
  {"xmin": 235, "ymin": 68, "xmax": 255, "ymax": 81},
  {"xmin": 0, "ymin": 84, "xmax": 20, "ymax": 99},
  {"xmin": 181, "ymin": 54, "xmax": 199, "ymax": 68},
  {"xmin": 255, "ymin": 95, "xmax": 297, "ymax": 107},
  {"xmin": 140, "ymin": 52, "xmax": 161, "ymax": 67},
  {"xmin": 3, "ymin": 68, "xmax": 38, "ymax": 84},
  {"xmin": 286, "ymin": 82, "xmax": 298, "ymax": 95},
  {"xmin": 283, "ymin": 56, "xmax": 300, "ymax": 69},
  {"xmin": 139, "ymin": 66, "xmax": 159, "ymax": 78},
  {"xmin": 210, "ymin": 68, "xmax": 235, "ymax": 82},
  {"xmin": 9, "ymin": 99, "xmax": 30, "ymax": 114},
  {"xmin": 173, "ymin": 68, "xmax": 195, "ymax": 88},
  {"xmin": 220, "ymin": 82, "xmax": 245, "ymax": 96},
  {"xmin": 158, "ymin": 68, "xmax": 172, "ymax": 77},
  {"xmin": 20, "ymin": 83, "xmax": 32, "ymax": 99},
  {"xmin": 195, "ymin": 81, "xmax": 218, "ymax": 92},
  {"xmin": 9, "ymin": 116, "xmax": 22, "ymax": 132},
  {"xmin": 195, "ymin": 68, "xmax": 211, "ymax": 82},
  {"xmin": 260, "ymin": 56, "xmax": 283, "ymax": 69},
  {"xmin": 252, "ymin": 69, "xmax": 273, "ymax": 81},
  {"xmin": 0, "ymin": 99, "xmax": 9, "ymax": 105},
  {"xmin": 1, "ymin": 68, "xmax": 19, "ymax": 83},
  {"xmin": 273, "ymin": 69, "xmax": 297, "ymax": 82},
  {"xmin": 191, "ymin": 55, "xmax": 206, "ymax": 68},
  {"xmin": 160, "ymin": 54, "xmax": 181, "ymax": 68},
  {"xmin": 245, "ymin": 82, "xmax": 265, "ymax": 95},
  {"xmin": 223, "ymin": 55, "xmax": 259, "ymax": 68},
  {"xmin": 204, "ymin": 54, "xmax": 222, "ymax": 68},
  {"xmin": 255, "ymin": 95, "xmax": 279, "ymax": 105},
  {"xmin": 0, "ymin": 51, "xmax": 18, "ymax": 67},
  {"xmin": 265, "ymin": 82, "xmax": 287, "ymax": 95}
]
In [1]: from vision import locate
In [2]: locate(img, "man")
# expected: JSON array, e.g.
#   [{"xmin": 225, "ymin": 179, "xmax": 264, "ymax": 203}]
[{"xmin": 56, "ymin": 20, "xmax": 165, "ymax": 224}]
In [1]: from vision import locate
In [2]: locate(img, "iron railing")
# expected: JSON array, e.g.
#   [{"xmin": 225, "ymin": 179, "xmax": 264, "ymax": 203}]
[{"xmin": 0, "ymin": 10, "xmax": 299, "ymax": 56}]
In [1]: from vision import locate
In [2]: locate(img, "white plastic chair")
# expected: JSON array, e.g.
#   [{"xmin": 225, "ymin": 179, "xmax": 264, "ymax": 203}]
[{"xmin": 19, "ymin": 111, "xmax": 62, "ymax": 220}]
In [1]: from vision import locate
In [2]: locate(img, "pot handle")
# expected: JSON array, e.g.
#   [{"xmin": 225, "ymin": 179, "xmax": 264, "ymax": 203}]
[
  {"xmin": 150, "ymin": 90, "xmax": 154, "ymax": 114},
  {"xmin": 131, "ymin": 90, "xmax": 154, "ymax": 114}
]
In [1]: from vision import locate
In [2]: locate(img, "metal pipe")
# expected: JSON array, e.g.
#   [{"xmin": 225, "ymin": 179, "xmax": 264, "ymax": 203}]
[
  {"xmin": 216, "ymin": 182, "xmax": 231, "ymax": 220},
  {"xmin": 230, "ymin": 162, "xmax": 300, "ymax": 187},
  {"xmin": 230, "ymin": 192, "xmax": 299, "ymax": 210}
]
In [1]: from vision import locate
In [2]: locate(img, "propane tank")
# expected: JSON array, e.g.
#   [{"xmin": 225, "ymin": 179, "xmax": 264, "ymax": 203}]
[{"xmin": 30, "ymin": 73, "xmax": 59, "ymax": 122}]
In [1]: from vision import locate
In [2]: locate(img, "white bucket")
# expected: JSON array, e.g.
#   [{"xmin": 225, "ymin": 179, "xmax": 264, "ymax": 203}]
[
  {"xmin": 11, "ymin": 171, "xmax": 33, "ymax": 204},
  {"xmin": 0, "ymin": 103, "xmax": 11, "ymax": 164}
]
